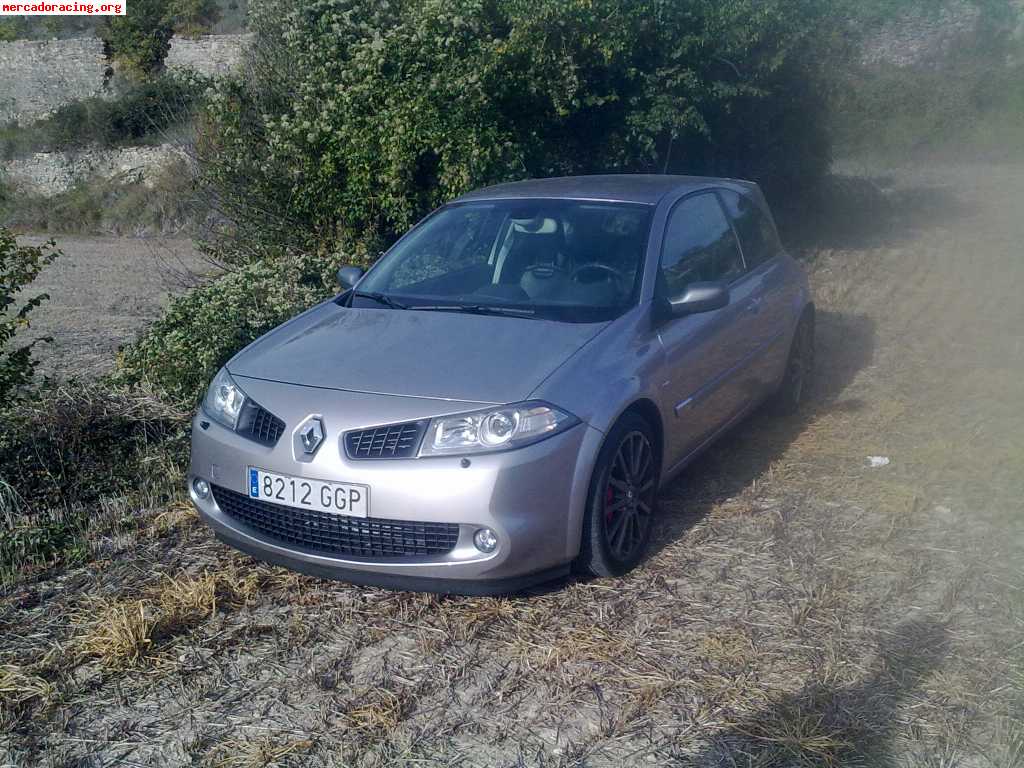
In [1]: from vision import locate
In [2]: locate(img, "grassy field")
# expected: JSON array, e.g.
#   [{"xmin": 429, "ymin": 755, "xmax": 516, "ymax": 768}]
[{"xmin": 1, "ymin": 161, "xmax": 1023, "ymax": 766}]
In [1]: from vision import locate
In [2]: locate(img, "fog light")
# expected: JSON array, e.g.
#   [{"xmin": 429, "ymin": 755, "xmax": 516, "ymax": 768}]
[
  {"xmin": 193, "ymin": 477, "xmax": 211, "ymax": 499},
  {"xmin": 473, "ymin": 527, "xmax": 498, "ymax": 553}
]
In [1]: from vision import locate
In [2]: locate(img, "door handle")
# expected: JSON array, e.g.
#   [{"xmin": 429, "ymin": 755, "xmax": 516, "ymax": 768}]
[{"xmin": 745, "ymin": 298, "xmax": 762, "ymax": 314}]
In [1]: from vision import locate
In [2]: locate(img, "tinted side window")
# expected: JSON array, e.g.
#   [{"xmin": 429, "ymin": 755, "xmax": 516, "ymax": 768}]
[
  {"xmin": 659, "ymin": 193, "xmax": 744, "ymax": 298},
  {"xmin": 719, "ymin": 189, "xmax": 781, "ymax": 269}
]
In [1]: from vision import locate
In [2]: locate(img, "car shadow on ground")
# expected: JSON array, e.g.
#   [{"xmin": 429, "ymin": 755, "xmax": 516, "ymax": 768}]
[
  {"xmin": 695, "ymin": 616, "xmax": 949, "ymax": 765},
  {"xmin": 645, "ymin": 306, "xmax": 877, "ymax": 561}
]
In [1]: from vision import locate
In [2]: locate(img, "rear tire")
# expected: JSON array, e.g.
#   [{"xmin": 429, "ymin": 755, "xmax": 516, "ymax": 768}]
[
  {"xmin": 771, "ymin": 310, "xmax": 815, "ymax": 414},
  {"xmin": 578, "ymin": 413, "xmax": 659, "ymax": 578}
]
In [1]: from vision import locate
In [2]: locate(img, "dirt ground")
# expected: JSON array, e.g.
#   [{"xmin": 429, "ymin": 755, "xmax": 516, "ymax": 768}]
[
  {"xmin": 17, "ymin": 236, "xmax": 206, "ymax": 377},
  {"xmin": 2, "ymin": 162, "xmax": 1023, "ymax": 767}
]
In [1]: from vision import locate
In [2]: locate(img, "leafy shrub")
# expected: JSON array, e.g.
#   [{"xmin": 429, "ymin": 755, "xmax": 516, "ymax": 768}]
[
  {"xmin": 99, "ymin": 0, "xmax": 175, "ymax": 76},
  {"xmin": 167, "ymin": 0, "xmax": 222, "ymax": 37},
  {"xmin": 194, "ymin": 0, "xmax": 839, "ymax": 266},
  {"xmin": 0, "ymin": 15, "xmax": 98, "ymax": 41},
  {"xmin": 0, "ymin": 228, "xmax": 59, "ymax": 402},
  {"xmin": 0, "ymin": 73, "xmax": 209, "ymax": 159},
  {"xmin": 118, "ymin": 249, "xmax": 334, "ymax": 403}
]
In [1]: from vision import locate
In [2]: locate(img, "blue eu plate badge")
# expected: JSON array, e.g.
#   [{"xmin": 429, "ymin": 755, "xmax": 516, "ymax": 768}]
[{"xmin": 249, "ymin": 468, "xmax": 259, "ymax": 498}]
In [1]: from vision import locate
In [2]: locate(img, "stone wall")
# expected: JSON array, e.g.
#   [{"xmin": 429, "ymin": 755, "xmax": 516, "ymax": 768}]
[
  {"xmin": 3, "ymin": 145, "xmax": 186, "ymax": 195},
  {"xmin": 165, "ymin": 33, "xmax": 253, "ymax": 77},
  {"xmin": 0, "ymin": 33, "xmax": 251, "ymax": 126},
  {"xmin": 0, "ymin": 37, "xmax": 108, "ymax": 125}
]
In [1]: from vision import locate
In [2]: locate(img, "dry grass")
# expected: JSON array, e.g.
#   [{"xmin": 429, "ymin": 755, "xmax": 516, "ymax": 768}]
[
  {"xmin": 733, "ymin": 698, "xmax": 855, "ymax": 767},
  {"xmin": 204, "ymin": 737, "xmax": 313, "ymax": 768},
  {"xmin": 78, "ymin": 600, "xmax": 157, "ymax": 668},
  {"xmin": 149, "ymin": 500, "xmax": 199, "ymax": 537},
  {"xmin": 0, "ymin": 663, "xmax": 55, "ymax": 709},
  {"xmin": 77, "ymin": 565, "xmax": 266, "ymax": 668},
  {"xmin": 344, "ymin": 687, "xmax": 406, "ymax": 733}
]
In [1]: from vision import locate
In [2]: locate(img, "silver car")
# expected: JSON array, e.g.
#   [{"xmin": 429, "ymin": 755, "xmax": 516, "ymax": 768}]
[{"xmin": 189, "ymin": 175, "xmax": 814, "ymax": 594}]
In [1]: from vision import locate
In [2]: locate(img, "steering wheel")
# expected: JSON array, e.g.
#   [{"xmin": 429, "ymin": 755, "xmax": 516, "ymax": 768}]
[
  {"xmin": 570, "ymin": 263, "xmax": 624, "ymax": 294},
  {"xmin": 522, "ymin": 263, "xmax": 568, "ymax": 280}
]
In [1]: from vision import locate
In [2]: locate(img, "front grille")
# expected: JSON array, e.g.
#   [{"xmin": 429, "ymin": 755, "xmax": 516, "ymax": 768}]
[
  {"xmin": 344, "ymin": 420, "xmax": 426, "ymax": 459},
  {"xmin": 239, "ymin": 403, "xmax": 286, "ymax": 447},
  {"xmin": 212, "ymin": 485, "xmax": 460, "ymax": 558}
]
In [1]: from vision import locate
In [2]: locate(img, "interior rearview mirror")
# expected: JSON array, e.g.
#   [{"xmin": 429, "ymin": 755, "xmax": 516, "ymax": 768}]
[
  {"xmin": 337, "ymin": 265, "xmax": 365, "ymax": 291},
  {"xmin": 666, "ymin": 281, "xmax": 729, "ymax": 318}
]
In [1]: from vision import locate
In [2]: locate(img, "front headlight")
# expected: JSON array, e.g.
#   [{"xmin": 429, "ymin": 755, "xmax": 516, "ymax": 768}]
[
  {"xmin": 202, "ymin": 367, "xmax": 247, "ymax": 430},
  {"xmin": 419, "ymin": 401, "xmax": 578, "ymax": 456}
]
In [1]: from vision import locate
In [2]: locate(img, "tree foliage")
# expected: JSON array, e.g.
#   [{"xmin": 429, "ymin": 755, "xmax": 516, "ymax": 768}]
[
  {"xmin": 196, "ymin": 0, "xmax": 839, "ymax": 265},
  {"xmin": 99, "ymin": 0, "xmax": 222, "ymax": 75},
  {"xmin": 167, "ymin": 0, "xmax": 222, "ymax": 38},
  {"xmin": 99, "ymin": 0, "xmax": 175, "ymax": 76},
  {"xmin": 0, "ymin": 228, "xmax": 59, "ymax": 401}
]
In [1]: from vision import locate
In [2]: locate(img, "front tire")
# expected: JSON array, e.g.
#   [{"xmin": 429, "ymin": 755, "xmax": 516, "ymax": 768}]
[{"xmin": 578, "ymin": 413, "xmax": 659, "ymax": 577}]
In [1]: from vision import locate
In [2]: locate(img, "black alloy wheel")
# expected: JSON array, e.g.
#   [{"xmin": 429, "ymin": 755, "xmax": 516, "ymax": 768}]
[{"xmin": 578, "ymin": 413, "xmax": 658, "ymax": 577}]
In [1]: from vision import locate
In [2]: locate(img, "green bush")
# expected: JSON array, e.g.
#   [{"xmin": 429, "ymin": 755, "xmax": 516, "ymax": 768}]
[
  {"xmin": 168, "ymin": 0, "xmax": 222, "ymax": 37},
  {"xmin": 118, "ymin": 249, "xmax": 334, "ymax": 403},
  {"xmin": 99, "ymin": 0, "xmax": 175, "ymax": 76},
  {"xmin": 194, "ymin": 0, "xmax": 838, "ymax": 266},
  {"xmin": 0, "ymin": 73, "xmax": 209, "ymax": 159},
  {"xmin": 0, "ymin": 228, "xmax": 59, "ymax": 402}
]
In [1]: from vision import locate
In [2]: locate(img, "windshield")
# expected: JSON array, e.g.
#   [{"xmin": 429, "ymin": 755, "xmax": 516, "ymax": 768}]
[{"xmin": 354, "ymin": 199, "xmax": 653, "ymax": 322}]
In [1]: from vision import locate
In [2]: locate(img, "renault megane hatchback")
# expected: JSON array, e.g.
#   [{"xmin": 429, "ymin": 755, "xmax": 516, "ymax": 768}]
[{"xmin": 189, "ymin": 175, "xmax": 814, "ymax": 594}]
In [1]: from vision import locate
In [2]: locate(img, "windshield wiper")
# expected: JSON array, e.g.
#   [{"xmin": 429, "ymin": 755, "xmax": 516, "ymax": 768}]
[
  {"xmin": 349, "ymin": 291, "xmax": 408, "ymax": 310},
  {"xmin": 408, "ymin": 304, "xmax": 536, "ymax": 318}
]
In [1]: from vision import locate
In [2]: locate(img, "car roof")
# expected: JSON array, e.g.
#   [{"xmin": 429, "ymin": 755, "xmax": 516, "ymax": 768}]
[{"xmin": 452, "ymin": 174, "xmax": 758, "ymax": 206}]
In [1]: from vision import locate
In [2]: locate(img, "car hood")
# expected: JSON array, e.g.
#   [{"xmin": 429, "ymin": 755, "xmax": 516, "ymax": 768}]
[{"xmin": 228, "ymin": 302, "xmax": 609, "ymax": 404}]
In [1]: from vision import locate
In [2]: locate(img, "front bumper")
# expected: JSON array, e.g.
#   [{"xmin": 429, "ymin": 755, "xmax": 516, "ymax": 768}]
[{"xmin": 189, "ymin": 380, "xmax": 605, "ymax": 594}]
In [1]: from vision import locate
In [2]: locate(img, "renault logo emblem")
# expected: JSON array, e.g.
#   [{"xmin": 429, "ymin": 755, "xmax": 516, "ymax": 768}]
[{"xmin": 298, "ymin": 417, "xmax": 324, "ymax": 455}]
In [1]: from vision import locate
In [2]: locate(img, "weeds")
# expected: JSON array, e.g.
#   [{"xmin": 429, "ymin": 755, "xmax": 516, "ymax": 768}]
[
  {"xmin": 0, "ymin": 382, "xmax": 188, "ymax": 585},
  {"xmin": 0, "ymin": 157, "xmax": 200, "ymax": 236},
  {"xmin": 0, "ymin": 74, "xmax": 207, "ymax": 160}
]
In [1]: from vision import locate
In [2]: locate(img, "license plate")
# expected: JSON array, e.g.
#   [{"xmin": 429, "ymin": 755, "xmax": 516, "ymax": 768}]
[{"xmin": 248, "ymin": 467, "xmax": 369, "ymax": 518}]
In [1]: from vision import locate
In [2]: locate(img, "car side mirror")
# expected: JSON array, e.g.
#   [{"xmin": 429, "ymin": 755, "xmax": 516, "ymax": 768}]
[
  {"xmin": 337, "ymin": 265, "xmax": 365, "ymax": 291},
  {"xmin": 666, "ymin": 281, "xmax": 729, "ymax": 318}
]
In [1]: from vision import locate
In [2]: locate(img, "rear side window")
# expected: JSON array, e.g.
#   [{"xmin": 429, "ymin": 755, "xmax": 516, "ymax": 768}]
[
  {"xmin": 659, "ymin": 192, "xmax": 744, "ymax": 298},
  {"xmin": 718, "ymin": 189, "xmax": 781, "ymax": 269}
]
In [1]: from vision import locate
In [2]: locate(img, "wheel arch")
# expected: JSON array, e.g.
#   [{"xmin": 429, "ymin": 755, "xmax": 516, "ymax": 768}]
[{"xmin": 616, "ymin": 398, "xmax": 664, "ymax": 475}]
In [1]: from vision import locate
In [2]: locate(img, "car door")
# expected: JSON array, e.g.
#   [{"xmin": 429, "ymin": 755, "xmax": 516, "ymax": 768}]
[
  {"xmin": 655, "ymin": 192, "xmax": 759, "ymax": 469},
  {"xmin": 718, "ymin": 188, "xmax": 791, "ymax": 392}
]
